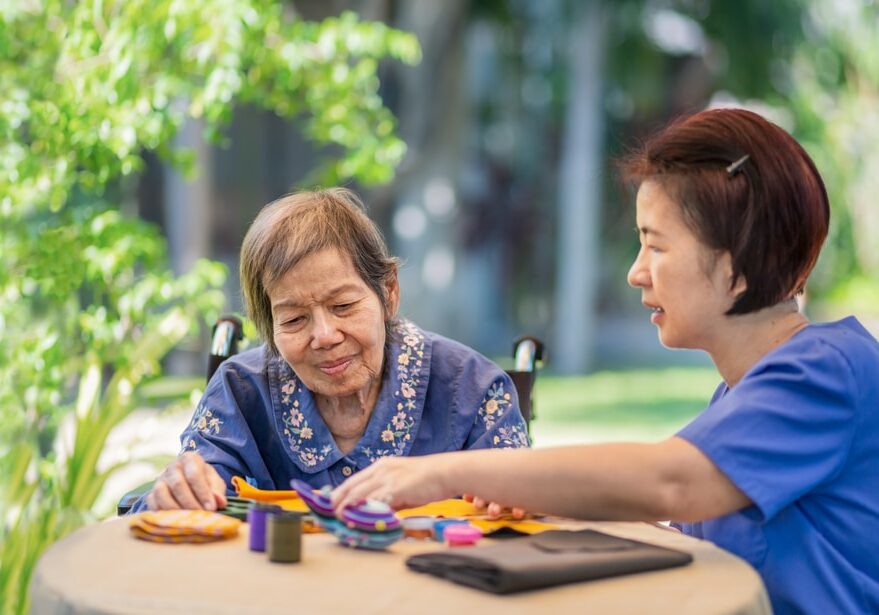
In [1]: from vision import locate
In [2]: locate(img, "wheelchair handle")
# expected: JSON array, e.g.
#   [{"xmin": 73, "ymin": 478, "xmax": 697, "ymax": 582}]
[
  {"xmin": 513, "ymin": 336, "xmax": 545, "ymax": 372},
  {"xmin": 208, "ymin": 315, "xmax": 244, "ymax": 382}
]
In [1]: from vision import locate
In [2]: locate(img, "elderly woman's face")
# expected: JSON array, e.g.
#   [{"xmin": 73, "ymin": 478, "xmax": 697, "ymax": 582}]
[{"xmin": 268, "ymin": 248, "xmax": 399, "ymax": 401}]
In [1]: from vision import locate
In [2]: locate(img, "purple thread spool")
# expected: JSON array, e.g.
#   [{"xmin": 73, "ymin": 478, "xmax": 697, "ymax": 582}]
[{"xmin": 248, "ymin": 503, "xmax": 282, "ymax": 552}]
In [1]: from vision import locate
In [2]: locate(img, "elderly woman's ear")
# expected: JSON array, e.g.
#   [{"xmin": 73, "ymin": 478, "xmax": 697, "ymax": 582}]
[{"xmin": 383, "ymin": 267, "xmax": 401, "ymax": 319}]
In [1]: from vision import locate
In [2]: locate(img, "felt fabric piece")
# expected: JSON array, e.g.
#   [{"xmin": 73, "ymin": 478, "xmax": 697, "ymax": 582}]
[
  {"xmin": 232, "ymin": 476, "xmax": 309, "ymax": 513},
  {"xmin": 129, "ymin": 510, "xmax": 241, "ymax": 543},
  {"xmin": 234, "ymin": 477, "xmax": 559, "ymax": 536},
  {"xmin": 397, "ymin": 500, "xmax": 559, "ymax": 535},
  {"xmin": 129, "ymin": 527, "xmax": 222, "ymax": 544},
  {"xmin": 233, "ymin": 476, "xmax": 324, "ymax": 533},
  {"xmin": 406, "ymin": 529, "xmax": 693, "ymax": 594},
  {"xmin": 218, "ymin": 496, "xmax": 252, "ymax": 521}
]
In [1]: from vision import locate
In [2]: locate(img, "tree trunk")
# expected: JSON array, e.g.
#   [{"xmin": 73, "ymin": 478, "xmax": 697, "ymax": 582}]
[
  {"xmin": 163, "ymin": 117, "xmax": 214, "ymax": 374},
  {"xmin": 553, "ymin": 1, "xmax": 607, "ymax": 374}
]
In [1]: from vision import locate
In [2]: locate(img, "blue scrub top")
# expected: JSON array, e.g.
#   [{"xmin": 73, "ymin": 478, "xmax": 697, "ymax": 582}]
[
  {"xmin": 676, "ymin": 317, "xmax": 879, "ymax": 614},
  {"xmin": 131, "ymin": 320, "xmax": 529, "ymax": 512}
]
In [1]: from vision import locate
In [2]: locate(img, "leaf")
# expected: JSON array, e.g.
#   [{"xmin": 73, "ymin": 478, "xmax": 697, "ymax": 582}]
[{"xmin": 0, "ymin": 3, "xmax": 414, "ymax": 612}]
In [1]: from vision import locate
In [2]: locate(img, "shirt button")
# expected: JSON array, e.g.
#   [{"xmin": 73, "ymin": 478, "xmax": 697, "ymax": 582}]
[{"xmin": 342, "ymin": 466, "xmax": 353, "ymax": 477}]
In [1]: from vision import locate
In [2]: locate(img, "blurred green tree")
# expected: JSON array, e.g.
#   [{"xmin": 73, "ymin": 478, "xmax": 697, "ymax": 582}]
[
  {"xmin": 0, "ymin": 1, "xmax": 419, "ymax": 612},
  {"xmin": 453, "ymin": 0, "xmax": 808, "ymax": 371},
  {"xmin": 780, "ymin": 0, "xmax": 879, "ymax": 314}
]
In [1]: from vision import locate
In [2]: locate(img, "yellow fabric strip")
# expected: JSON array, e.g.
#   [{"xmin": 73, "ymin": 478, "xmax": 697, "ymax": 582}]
[
  {"xmin": 397, "ymin": 499, "xmax": 559, "ymax": 535},
  {"xmin": 232, "ymin": 476, "xmax": 310, "ymax": 513}
]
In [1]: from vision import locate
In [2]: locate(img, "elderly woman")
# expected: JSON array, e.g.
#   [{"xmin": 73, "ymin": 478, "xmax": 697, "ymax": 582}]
[
  {"xmin": 136, "ymin": 188, "xmax": 529, "ymax": 513},
  {"xmin": 334, "ymin": 109, "xmax": 879, "ymax": 615}
]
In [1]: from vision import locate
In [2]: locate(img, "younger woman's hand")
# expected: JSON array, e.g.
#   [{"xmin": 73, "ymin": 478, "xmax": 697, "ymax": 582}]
[
  {"xmin": 331, "ymin": 454, "xmax": 453, "ymax": 513},
  {"xmin": 463, "ymin": 493, "xmax": 526, "ymax": 519}
]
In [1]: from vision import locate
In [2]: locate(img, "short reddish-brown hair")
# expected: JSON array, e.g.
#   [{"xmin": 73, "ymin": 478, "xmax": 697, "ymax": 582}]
[{"xmin": 620, "ymin": 108, "xmax": 829, "ymax": 314}]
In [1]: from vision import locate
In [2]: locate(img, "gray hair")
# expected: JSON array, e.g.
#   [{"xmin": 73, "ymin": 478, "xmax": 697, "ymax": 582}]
[{"xmin": 240, "ymin": 188, "xmax": 400, "ymax": 355}]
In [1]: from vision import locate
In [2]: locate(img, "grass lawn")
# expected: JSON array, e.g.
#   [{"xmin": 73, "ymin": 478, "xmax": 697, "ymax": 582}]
[{"xmin": 528, "ymin": 366, "xmax": 720, "ymax": 447}]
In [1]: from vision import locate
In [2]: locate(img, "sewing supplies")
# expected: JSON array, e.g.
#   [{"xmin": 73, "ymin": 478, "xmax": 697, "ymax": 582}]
[
  {"xmin": 266, "ymin": 511, "xmax": 304, "ymax": 563},
  {"xmin": 219, "ymin": 495, "xmax": 255, "ymax": 521},
  {"xmin": 432, "ymin": 518, "xmax": 470, "ymax": 542},
  {"xmin": 129, "ymin": 510, "xmax": 241, "ymax": 543},
  {"xmin": 443, "ymin": 523, "xmax": 482, "ymax": 547},
  {"xmin": 248, "ymin": 503, "xmax": 283, "ymax": 552},
  {"xmin": 401, "ymin": 516, "xmax": 435, "ymax": 540},
  {"xmin": 290, "ymin": 479, "xmax": 403, "ymax": 550}
]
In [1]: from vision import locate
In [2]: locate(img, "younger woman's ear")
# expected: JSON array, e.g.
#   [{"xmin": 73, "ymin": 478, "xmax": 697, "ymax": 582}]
[
  {"xmin": 731, "ymin": 274, "xmax": 747, "ymax": 298},
  {"xmin": 720, "ymin": 252, "xmax": 747, "ymax": 299}
]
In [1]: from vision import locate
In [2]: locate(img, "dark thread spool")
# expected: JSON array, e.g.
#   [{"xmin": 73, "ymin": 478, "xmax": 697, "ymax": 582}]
[{"xmin": 267, "ymin": 511, "xmax": 304, "ymax": 563}]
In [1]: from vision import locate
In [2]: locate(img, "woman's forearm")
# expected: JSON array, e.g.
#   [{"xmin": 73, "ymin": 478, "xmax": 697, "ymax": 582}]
[
  {"xmin": 438, "ymin": 444, "xmax": 677, "ymax": 521},
  {"xmin": 438, "ymin": 438, "xmax": 748, "ymax": 521},
  {"xmin": 332, "ymin": 437, "xmax": 748, "ymax": 520}
]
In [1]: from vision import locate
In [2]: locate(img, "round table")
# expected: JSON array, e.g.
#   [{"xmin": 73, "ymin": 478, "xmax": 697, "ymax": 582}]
[{"xmin": 30, "ymin": 517, "xmax": 771, "ymax": 615}]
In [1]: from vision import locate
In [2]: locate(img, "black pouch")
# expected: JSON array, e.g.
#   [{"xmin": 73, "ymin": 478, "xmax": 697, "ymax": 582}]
[{"xmin": 406, "ymin": 529, "xmax": 692, "ymax": 594}]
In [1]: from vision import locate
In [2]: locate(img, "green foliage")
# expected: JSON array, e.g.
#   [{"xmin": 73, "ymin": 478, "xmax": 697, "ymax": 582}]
[
  {"xmin": 0, "ymin": 1, "xmax": 418, "ymax": 612},
  {"xmin": 780, "ymin": 1, "xmax": 879, "ymax": 305}
]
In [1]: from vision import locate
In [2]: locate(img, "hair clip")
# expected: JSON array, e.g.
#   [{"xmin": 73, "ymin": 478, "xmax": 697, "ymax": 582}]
[{"xmin": 726, "ymin": 154, "xmax": 750, "ymax": 178}]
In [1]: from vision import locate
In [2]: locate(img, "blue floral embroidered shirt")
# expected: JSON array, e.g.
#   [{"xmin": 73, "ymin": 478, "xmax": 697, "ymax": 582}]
[{"xmin": 131, "ymin": 321, "xmax": 528, "ymax": 512}]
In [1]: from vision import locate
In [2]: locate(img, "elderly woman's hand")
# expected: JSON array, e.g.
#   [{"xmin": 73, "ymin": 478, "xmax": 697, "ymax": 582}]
[{"xmin": 145, "ymin": 452, "xmax": 228, "ymax": 511}]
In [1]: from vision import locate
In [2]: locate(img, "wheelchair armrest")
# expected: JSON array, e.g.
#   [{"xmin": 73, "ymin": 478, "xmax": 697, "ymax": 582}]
[{"xmin": 117, "ymin": 480, "xmax": 154, "ymax": 516}]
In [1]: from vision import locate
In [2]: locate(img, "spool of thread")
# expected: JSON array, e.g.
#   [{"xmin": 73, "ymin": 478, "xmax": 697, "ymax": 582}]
[
  {"xmin": 402, "ymin": 516, "xmax": 434, "ymax": 540},
  {"xmin": 267, "ymin": 511, "xmax": 304, "ymax": 563},
  {"xmin": 247, "ymin": 503, "xmax": 282, "ymax": 552},
  {"xmin": 433, "ymin": 518, "xmax": 469, "ymax": 542},
  {"xmin": 444, "ymin": 523, "xmax": 482, "ymax": 547}
]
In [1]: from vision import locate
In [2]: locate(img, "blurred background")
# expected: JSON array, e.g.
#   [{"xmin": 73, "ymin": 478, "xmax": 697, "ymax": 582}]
[
  {"xmin": 3, "ymin": 1, "xmax": 879, "ymax": 610},
  {"xmin": 126, "ymin": 0, "xmax": 879, "ymax": 468},
  {"xmin": 147, "ymin": 0, "xmax": 879, "ymax": 374}
]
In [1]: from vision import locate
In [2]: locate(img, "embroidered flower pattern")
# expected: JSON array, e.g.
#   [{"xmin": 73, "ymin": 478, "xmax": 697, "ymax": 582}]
[
  {"xmin": 278, "ymin": 375, "xmax": 331, "ymax": 467},
  {"xmin": 477, "ymin": 381, "xmax": 513, "ymax": 431},
  {"xmin": 360, "ymin": 321, "xmax": 424, "ymax": 463},
  {"xmin": 190, "ymin": 402, "xmax": 224, "ymax": 435},
  {"xmin": 180, "ymin": 402, "xmax": 224, "ymax": 453},
  {"xmin": 492, "ymin": 424, "xmax": 530, "ymax": 449},
  {"xmin": 361, "ymin": 446, "xmax": 394, "ymax": 461}
]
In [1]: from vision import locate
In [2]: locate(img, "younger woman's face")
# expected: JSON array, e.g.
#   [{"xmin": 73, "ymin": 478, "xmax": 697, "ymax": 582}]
[{"xmin": 627, "ymin": 180, "xmax": 741, "ymax": 351}]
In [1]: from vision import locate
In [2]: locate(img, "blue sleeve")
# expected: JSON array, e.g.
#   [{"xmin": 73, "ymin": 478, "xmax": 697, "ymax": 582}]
[
  {"xmin": 178, "ymin": 364, "xmax": 274, "ymax": 489},
  {"xmin": 128, "ymin": 360, "xmax": 274, "ymax": 513},
  {"xmin": 678, "ymin": 339, "xmax": 858, "ymax": 521},
  {"xmin": 463, "ymin": 371, "xmax": 531, "ymax": 449}
]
